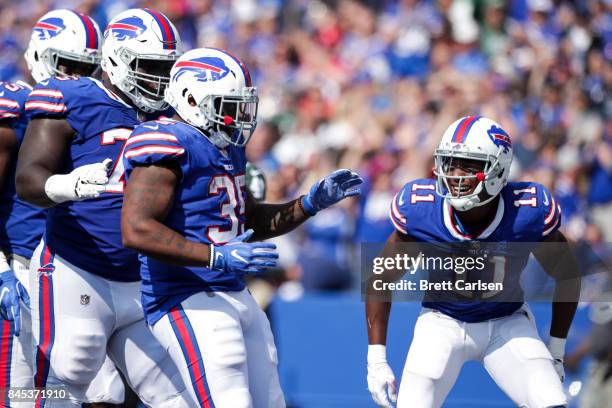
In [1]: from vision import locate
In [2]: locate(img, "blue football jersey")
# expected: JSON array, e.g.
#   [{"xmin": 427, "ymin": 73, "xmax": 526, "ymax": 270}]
[
  {"xmin": 25, "ymin": 76, "xmax": 141, "ymax": 281},
  {"xmin": 0, "ymin": 81, "xmax": 45, "ymax": 259},
  {"xmin": 123, "ymin": 119, "xmax": 247, "ymax": 324},
  {"xmin": 389, "ymin": 178, "xmax": 562, "ymax": 322}
]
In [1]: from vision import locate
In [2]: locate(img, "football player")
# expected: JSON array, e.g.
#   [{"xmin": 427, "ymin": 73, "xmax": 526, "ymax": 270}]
[
  {"xmin": 120, "ymin": 47, "xmax": 363, "ymax": 407},
  {"xmin": 365, "ymin": 116, "xmax": 580, "ymax": 408},
  {"xmin": 0, "ymin": 9, "xmax": 127, "ymax": 406},
  {"xmin": 15, "ymin": 8, "xmax": 193, "ymax": 407}
]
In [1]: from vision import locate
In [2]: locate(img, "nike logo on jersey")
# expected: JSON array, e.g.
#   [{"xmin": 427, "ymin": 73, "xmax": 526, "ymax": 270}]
[
  {"xmin": 542, "ymin": 190, "xmax": 549, "ymax": 206},
  {"xmin": 398, "ymin": 190, "xmax": 405, "ymax": 206},
  {"xmin": 40, "ymin": 80, "xmax": 49, "ymax": 86},
  {"xmin": 230, "ymin": 249, "xmax": 248, "ymax": 264},
  {"xmin": 143, "ymin": 124, "xmax": 160, "ymax": 130}
]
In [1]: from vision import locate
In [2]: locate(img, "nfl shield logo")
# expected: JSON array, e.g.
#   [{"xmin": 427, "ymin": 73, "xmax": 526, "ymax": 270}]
[{"xmin": 80, "ymin": 294, "xmax": 90, "ymax": 306}]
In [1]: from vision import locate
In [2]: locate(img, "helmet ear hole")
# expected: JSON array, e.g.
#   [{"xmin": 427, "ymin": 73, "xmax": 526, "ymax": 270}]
[
  {"xmin": 34, "ymin": 51, "xmax": 39, "ymax": 62},
  {"xmin": 187, "ymin": 94, "xmax": 196, "ymax": 107}
]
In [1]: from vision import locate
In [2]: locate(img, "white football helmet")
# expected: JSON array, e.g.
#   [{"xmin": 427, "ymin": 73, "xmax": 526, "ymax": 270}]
[
  {"xmin": 434, "ymin": 116, "xmax": 513, "ymax": 211},
  {"xmin": 101, "ymin": 8, "xmax": 182, "ymax": 112},
  {"xmin": 165, "ymin": 47, "xmax": 258, "ymax": 148},
  {"xmin": 24, "ymin": 9, "xmax": 102, "ymax": 83}
]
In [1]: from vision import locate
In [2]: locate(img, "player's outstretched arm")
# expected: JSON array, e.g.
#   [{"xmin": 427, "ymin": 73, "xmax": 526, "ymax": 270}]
[
  {"xmin": 244, "ymin": 190, "xmax": 309, "ymax": 241},
  {"xmin": 245, "ymin": 169, "xmax": 363, "ymax": 241},
  {"xmin": 0, "ymin": 123, "xmax": 17, "ymax": 192},
  {"xmin": 533, "ymin": 229, "xmax": 581, "ymax": 382},
  {"xmin": 122, "ymin": 163, "xmax": 278, "ymax": 275},
  {"xmin": 16, "ymin": 118, "xmax": 74, "ymax": 207}
]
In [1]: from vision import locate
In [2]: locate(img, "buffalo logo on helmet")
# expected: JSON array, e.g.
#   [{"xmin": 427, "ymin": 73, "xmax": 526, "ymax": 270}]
[
  {"xmin": 104, "ymin": 16, "xmax": 147, "ymax": 41},
  {"xmin": 172, "ymin": 57, "xmax": 231, "ymax": 83},
  {"xmin": 487, "ymin": 125, "xmax": 512, "ymax": 153},
  {"xmin": 33, "ymin": 17, "xmax": 66, "ymax": 40}
]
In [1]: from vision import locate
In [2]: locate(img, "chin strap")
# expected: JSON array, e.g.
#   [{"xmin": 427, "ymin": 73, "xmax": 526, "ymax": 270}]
[{"xmin": 449, "ymin": 178, "xmax": 503, "ymax": 212}]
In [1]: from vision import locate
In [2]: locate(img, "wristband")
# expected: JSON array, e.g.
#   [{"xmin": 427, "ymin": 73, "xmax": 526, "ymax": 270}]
[
  {"xmin": 44, "ymin": 174, "xmax": 74, "ymax": 204},
  {"xmin": 299, "ymin": 195, "xmax": 316, "ymax": 216},
  {"xmin": 367, "ymin": 344, "xmax": 387, "ymax": 364},
  {"xmin": 548, "ymin": 336, "xmax": 566, "ymax": 358}
]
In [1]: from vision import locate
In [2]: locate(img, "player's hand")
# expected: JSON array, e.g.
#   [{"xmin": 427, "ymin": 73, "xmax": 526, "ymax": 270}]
[
  {"xmin": 0, "ymin": 269, "xmax": 30, "ymax": 337},
  {"xmin": 45, "ymin": 158, "xmax": 113, "ymax": 203},
  {"xmin": 547, "ymin": 336, "xmax": 566, "ymax": 382},
  {"xmin": 367, "ymin": 345, "xmax": 397, "ymax": 408},
  {"xmin": 211, "ymin": 229, "xmax": 278, "ymax": 276},
  {"xmin": 301, "ymin": 169, "xmax": 363, "ymax": 215}
]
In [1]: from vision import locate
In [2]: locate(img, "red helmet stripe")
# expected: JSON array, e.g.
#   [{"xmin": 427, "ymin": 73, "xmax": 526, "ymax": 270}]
[{"xmin": 452, "ymin": 115, "xmax": 480, "ymax": 143}]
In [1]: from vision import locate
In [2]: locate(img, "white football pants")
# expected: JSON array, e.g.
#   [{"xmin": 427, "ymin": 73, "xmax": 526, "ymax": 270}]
[
  {"xmin": 29, "ymin": 240, "xmax": 193, "ymax": 407},
  {"xmin": 397, "ymin": 305, "xmax": 567, "ymax": 408},
  {"xmin": 151, "ymin": 288, "xmax": 286, "ymax": 408}
]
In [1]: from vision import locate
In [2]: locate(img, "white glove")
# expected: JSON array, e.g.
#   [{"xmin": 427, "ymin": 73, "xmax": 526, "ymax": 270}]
[
  {"xmin": 547, "ymin": 336, "xmax": 566, "ymax": 383},
  {"xmin": 367, "ymin": 345, "xmax": 397, "ymax": 408},
  {"xmin": 44, "ymin": 159, "xmax": 113, "ymax": 203}
]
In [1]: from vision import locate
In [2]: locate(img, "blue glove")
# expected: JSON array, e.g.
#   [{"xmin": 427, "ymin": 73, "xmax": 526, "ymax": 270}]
[
  {"xmin": 301, "ymin": 169, "xmax": 363, "ymax": 215},
  {"xmin": 211, "ymin": 230, "xmax": 278, "ymax": 276},
  {"xmin": 0, "ymin": 269, "xmax": 30, "ymax": 337}
]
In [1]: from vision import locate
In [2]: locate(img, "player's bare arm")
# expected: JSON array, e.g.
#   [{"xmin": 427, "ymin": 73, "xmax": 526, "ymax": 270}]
[
  {"xmin": 122, "ymin": 162, "xmax": 212, "ymax": 266},
  {"xmin": 0, "ymin": 123, "xmax": 17, "ymax": 190},
  {"xmin": 533, "ymin": 229, "xmax": 581, "ymax": 339},
  {"xmin": 246, "ymin": 168, "xmax": 363, "ymax": 241},
  {"xmin": 534, "ymin": 228, "xmax": 581, "ymax": 348},
  {"xmin": 533, "ymin": 228, "xmax": 581, "ymax": 382},
  {"xmin": 366, "ymin": 230, "xmax": 416, "ymax": 345},
  {"xmin": 365, "ymin": 230, "xmax": 417, "ymax": 407},
  {"xmin": 16, "ymin": 118, "xmax": 73, "ymax": 207},
  {"xmin": 123, "ymin": 162, "xmax": 277, "ymax": 276},
  {"xmin": 245, "ymin": 191, "xmax": 310, "ymax": 241}
]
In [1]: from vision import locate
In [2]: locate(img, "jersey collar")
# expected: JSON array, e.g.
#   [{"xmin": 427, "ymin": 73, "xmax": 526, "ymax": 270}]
[{"xmin": 443, "ymin": 197, "xmax": 504, "ymax": 241}]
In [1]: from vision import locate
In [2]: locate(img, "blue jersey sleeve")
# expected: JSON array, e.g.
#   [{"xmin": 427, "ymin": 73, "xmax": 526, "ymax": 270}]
[
  {"xmin": 506, "ymin": 181, "xmax": 562, "ymax": 240},
  {"xmin": 539, "ymin": 184, "xmax": 562, "ymax": 238},
  {"xmin": 389, "ymin": 179, "xmax": 438, "ymax": 237},
  {"xmin": 123, "ymin": 120, "xmax": 186, "ymax": 179},
  {"xmin": 26, "ymin": 77, "xmax": 139, "ymax": 142},
  {"xmin": 389, "ymin": 185, "xmax": 409, "ymax": 235},
  {"xmin": 0, "ymin": 82, "xmax": 30, "ymax": 126},
  {"xmin": 25, "ymin": 77, "xmax": 71, "ymax": 119}
]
